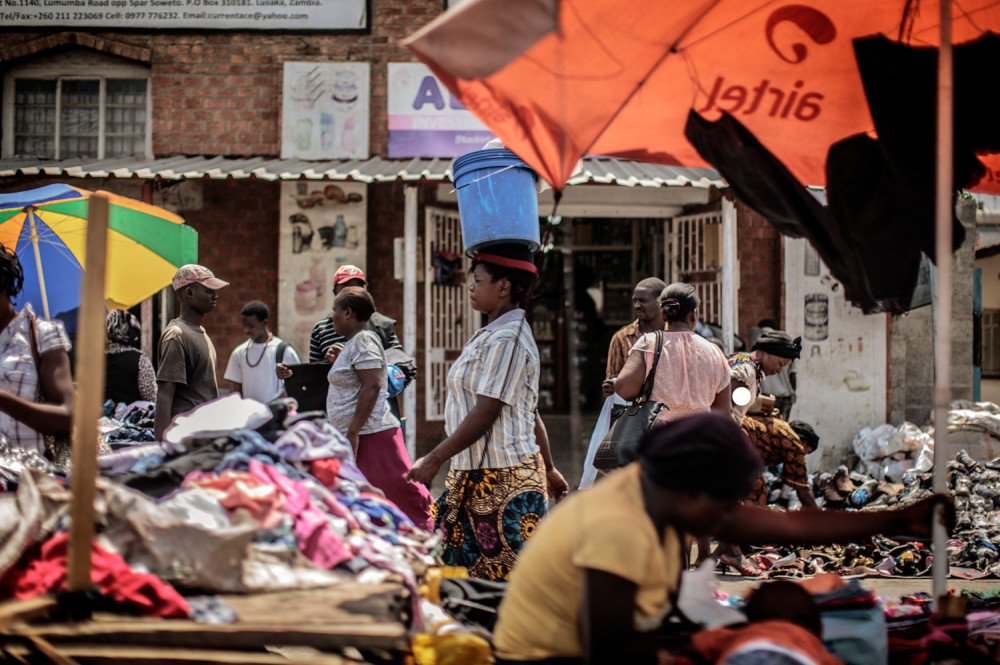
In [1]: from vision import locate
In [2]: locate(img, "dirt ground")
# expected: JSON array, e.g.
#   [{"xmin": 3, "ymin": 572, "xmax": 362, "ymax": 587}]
[{"xmin": 714, "ymin": 574, "xmax": 1000, "ymax": 600}]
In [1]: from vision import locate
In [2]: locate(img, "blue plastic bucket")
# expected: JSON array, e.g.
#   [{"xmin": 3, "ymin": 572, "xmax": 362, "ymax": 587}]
[{"xmin": 452, "ymin": 148, "xmax": 540, "ymax": 256}]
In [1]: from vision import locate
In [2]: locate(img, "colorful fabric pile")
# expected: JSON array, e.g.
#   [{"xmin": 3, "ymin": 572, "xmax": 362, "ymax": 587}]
[{"xmin": 0, "ymin": 398, "xmax": 439, "ymax": 626}]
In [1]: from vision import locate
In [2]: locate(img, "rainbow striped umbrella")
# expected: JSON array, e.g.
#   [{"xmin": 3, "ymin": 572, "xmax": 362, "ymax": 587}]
[{"xmin": 0, "ymin": 183, "xmax": 198, "ymax": 322}]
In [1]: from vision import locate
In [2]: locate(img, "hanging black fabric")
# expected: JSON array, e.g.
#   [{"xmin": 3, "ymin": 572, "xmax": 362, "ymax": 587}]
[
  {"xmin": 684, "ymin": 110, "xmax": 885, "ymax": 311},
  {"xmin": 683, "ymin": 34, "xmax": 1000, "ymax": 313}
]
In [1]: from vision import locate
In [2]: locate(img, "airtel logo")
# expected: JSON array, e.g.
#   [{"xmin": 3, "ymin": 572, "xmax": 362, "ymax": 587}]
[
  {"xmin": 765, "ymin": 5, "xmax": 837, "ymax": 64},
  {"xmin": 694, "ymin": 5, "xmax": 837, "ymax": 120}
]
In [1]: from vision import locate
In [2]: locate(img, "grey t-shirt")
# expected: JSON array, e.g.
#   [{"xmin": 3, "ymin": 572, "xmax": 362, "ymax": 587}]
[
  {"xmin": 326, "ymin": 329, "xmax": 399, "ymax": 435},
  {"xmin": 156, "ymin": 317, "xmax": 219, "ymax": 418}
]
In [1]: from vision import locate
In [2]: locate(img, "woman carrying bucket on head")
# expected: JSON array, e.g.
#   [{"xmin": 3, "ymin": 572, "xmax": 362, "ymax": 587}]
[{"xmin": 406, "ymin": 243, "xmax": 569, "ymax": 582}]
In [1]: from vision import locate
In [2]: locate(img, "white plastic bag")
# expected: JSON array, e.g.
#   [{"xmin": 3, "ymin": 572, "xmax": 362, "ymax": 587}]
[
  {"xmin": 675, "ymin": 559, "xmax": 746, "ymax": 629},
  {"xmin": 578, "ymin": 395, "xmax": 626, "ymax": 490}
]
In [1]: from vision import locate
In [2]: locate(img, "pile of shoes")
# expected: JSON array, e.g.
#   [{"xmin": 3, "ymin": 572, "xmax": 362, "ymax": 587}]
[{"xmin": 753, "ymin": 449, "xmax": 1000, "ymax": 578}]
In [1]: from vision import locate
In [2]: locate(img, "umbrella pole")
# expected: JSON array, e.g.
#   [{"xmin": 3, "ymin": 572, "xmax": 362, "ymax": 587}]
[
  {"xmin": 66, "ymin": 193, "xmax": 109, "ymax": 592},
  {"xmin": 931, "ymin": 0, "xmax": 954, "ymax": 612},
  {"xmin": 26, "ymin": 209, "xmax": 51, "ymax": 320}
]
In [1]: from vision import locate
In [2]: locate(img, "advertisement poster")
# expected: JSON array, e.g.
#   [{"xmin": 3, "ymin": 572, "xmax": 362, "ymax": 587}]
[
  {"xmin": 3, "ymin": 0, "xmax": 368, "ymax": 31},
  {"xmin": 388, "ymin": 62, "xmax": 494, "ymax": 158},
  {"xmin": 281, "ymin": 62, "xmax": 370, "ymax": 160},
  {"xmin": 278, "ymin": 180, "xmax": 367, "ymax": 358}
]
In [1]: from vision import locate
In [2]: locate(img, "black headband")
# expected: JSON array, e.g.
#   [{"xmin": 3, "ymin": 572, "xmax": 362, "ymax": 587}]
[{"xmin": 752, "ymin": 330, "xmax": 802, "ymax": 359}]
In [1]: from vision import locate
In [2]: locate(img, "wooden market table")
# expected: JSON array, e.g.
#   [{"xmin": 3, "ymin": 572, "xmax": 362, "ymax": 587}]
[{"xmin": 0, "ymin": 582, "xmax": 412, "ymax": 664}]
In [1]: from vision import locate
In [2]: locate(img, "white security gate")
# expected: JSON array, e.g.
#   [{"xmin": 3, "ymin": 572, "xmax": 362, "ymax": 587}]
[
  {"xmin": 424, "ymin": 207, "xmax": 480, "ymax": 421},
  {"xmin": 668, "ymin": 211, "xmax": 727, "ymax": 325}
]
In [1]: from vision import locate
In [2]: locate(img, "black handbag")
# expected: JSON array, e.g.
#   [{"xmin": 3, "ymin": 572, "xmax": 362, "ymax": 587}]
[{"xmin": 593, "ymin": 330, "xmax": 667, "ymax": 469}]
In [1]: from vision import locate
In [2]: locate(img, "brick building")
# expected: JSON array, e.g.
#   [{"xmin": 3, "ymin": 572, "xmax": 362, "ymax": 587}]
[{"xmin": 0, "ymin": 3, "xmax": 868, "ymax": 466}]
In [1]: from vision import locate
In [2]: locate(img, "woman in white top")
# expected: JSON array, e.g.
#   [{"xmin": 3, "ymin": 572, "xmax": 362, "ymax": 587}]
[
  {"xmin": 0, "ymin": 244, "xmax": 73, "ymax": 460},
  {"xmin": 615, "ymin": 282, "xmax": 730, "ymax": 419},
  {"xmin": 326, "ymin": 287, "xmax": 432, "ymax": 530}
]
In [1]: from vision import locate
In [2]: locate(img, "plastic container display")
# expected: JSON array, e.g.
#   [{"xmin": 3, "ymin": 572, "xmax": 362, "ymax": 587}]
[{"xmin": 452, "ymin": 148, "xmax": 539, "ymax": 256}]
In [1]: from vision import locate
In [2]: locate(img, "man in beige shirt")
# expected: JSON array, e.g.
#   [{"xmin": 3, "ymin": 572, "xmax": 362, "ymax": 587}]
[{"xmin": 602, "ymin": 277, "xmax": 666, "ymax": 397}]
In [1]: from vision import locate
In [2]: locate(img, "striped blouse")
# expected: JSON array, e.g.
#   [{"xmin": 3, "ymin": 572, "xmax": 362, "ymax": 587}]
[{"xmin": 445, "ymin": 309, "xmax": 539, "ymax": 470}]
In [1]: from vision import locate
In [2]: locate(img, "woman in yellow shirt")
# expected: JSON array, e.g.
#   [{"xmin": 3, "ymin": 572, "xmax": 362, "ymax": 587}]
[{"xmin": 492, "ymin": 411, "xmax": 951, "ymax": 665}]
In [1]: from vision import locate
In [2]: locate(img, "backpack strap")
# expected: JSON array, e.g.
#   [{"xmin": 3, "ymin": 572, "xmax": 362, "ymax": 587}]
[{"xmin": 275, "ymin": 341, "xmax": 289, "ymax": 365}]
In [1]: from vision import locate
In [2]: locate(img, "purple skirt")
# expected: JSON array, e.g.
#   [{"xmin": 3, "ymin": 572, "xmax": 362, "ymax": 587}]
[{"xmin": 356, "ymin": 427, "xmax": 433, "ymax": 531}]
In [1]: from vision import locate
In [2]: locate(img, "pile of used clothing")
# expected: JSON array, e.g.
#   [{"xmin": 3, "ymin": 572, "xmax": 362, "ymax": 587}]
[
  {"xmin": 752, "ymin": 449, "xmax": 1000, "ymax": 579},
  {"xmin": 99, "ymin": 400, "xmax": 156, "ymax": 448},
  {"xmin": 0, "ymin": 394, "xmax": 440, "ymax": 626}
]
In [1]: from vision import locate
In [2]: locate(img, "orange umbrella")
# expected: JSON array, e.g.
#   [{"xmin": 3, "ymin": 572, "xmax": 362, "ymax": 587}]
[
  {"xmin": 407, "ymin": 0, "xmax": 999, "ymax": 607},
  {"xmin": 406, "ymin": 0, "xmax": 1000, "ymax": 193}
]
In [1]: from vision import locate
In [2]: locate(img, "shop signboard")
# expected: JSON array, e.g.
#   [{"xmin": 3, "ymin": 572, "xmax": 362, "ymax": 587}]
[
  {"xmin": 281, "ymin": 61, "xmax": 370, "ymax": 160},
  {"xmin": 278, "ymin": 180, "xmax": 367, "ymax": 358},
  {"xmin": 388, "ymin": 62, "xmax": 493, "ymax": 158},
  {"xmin": 1, "ymin": 0, "xmax": 368, "ymax": 30}
]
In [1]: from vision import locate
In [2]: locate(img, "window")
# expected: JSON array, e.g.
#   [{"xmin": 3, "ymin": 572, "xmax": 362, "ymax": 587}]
[
  {"xmin": 983, "ymin": 308, "xmax": 1000, "ymax": 377},
  {"xmin": 3, "ymin": 49, "xmax": 151, "ymax": 160},
  {"xmin": 669, "ymin": 211, "xmax": 726, "ymax": 324}
]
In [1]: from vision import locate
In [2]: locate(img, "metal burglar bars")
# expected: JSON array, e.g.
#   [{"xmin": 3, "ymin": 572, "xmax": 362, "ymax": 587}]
[
  {"xmin": 424, "ymin": 207, "xmax": 479, "ymax": 421},
  {"xmin": 670, "ymin": 212, "xmax": 724, "ymax": 325}
]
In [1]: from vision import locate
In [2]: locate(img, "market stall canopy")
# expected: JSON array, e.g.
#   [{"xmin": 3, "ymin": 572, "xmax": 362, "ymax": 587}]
[
  {"xmin": 405, "ymin": 0, "xmax": 1000, "ymax": 195},
  {"xmin": 0, "ymin": 184, "xmax": 198, "ymax": 322}
]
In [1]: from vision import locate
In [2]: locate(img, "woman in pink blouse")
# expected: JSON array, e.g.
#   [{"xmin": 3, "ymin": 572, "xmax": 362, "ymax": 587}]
[{"xmin": 614, "ymin": 282, "xmax": 730, "ymax": 420}]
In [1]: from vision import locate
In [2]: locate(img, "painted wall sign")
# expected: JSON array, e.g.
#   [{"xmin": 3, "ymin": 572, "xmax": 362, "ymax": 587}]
[
  {"xmin": 281, "ymin": 62, "xmax": 370, "ymax": 160},
  {"xmin": 278, "ymin": 180, "xmax": 367, "ymax": 358},
  {"xmin": 388, "ymin": 62, "xmax": 494, "ymax": 158},
  {"xmin": 785, "ymin": 236, "xmax": 887, "ymax": 470}
]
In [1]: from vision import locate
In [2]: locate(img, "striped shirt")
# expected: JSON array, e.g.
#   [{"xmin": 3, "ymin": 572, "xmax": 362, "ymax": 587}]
[
  {"xmin": 309, "ymin": 318, "xmax": 346, "ymax": 363},
  {"xmin": 445, "ymin": 309, "xmax": 539, "ymax": 470},
  {"xmin": 308, "ymin": 313, "xmax": 402, "ymax": 362},
  {"xmin": 0, "ymin": 305, "xmax": 71, "ymax": 455}
]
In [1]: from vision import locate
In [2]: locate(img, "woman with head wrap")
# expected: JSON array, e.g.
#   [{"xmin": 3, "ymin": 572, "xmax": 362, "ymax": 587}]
[
  {"xmin": 719, "ymin": 328, "xmax": 818, "ymax": 575},
  {"xmin": 491, "ymin": 412, "xmax": 952, "ymax": 665},
  {"xmin": 614, "ymin": 282, "xmax": 731, "ymax": 421},
  {"xmin": 406, "ymin": 243, "xmax": 568, "ymax": 582},
  {"xmin": 105, "ymin": 308, "xmax": 157, "ymax": 405}
]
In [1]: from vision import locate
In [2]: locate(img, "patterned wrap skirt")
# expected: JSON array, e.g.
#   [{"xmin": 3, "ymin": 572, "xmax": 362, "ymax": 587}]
[
  {"xmin": 432, "ymin": 452, "xmax": 548, "ymax": 582},
  {"xmin": 741, "ymin": 413, "xmax": 809, "ymax": 505}
]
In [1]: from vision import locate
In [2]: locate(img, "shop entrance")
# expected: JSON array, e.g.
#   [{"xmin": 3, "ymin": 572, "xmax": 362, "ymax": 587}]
[{"xmin": 534, "ymin": 217, "xmax": 665, "ymax": 414}]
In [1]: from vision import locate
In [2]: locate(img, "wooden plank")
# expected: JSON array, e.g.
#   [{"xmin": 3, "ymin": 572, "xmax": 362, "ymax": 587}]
[
  {"xmin": 68, "ymin": 192, "xmax": 110, "ymax": 592},
  {"xmin": 0, "ymin": 643, "xmax": 365, "ymax": 665},
  {"xmin": 13, "ymin": 585, "xmax": 410, "ymax": 653},
  {"xmin": 0, "ymin": 597, "xmax": 58, "ymax": 631},
  {"xmin": 219, "ymin": 585, "xmax": 408, "ymax": 626},
  {"xmin": 20, "ymin": 622, "xmax": 407, "ymax": 653}
]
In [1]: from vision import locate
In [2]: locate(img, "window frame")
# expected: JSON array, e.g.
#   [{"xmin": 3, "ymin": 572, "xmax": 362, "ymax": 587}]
[
  {"xmin": 2, "ymin": 49, "xmax": 152, "ymax": 160},
  {"xmin": 983, "ymin": 307, "xmax": 1000, "ymax": 378}
]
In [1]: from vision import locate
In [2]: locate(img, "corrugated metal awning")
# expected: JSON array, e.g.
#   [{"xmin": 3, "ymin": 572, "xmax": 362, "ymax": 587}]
[
  {"xmin": 977, "ymin": 224, "xmax": 1000, "ymax": 252},
  {"xmin": 0, "ymin": 155, "xmax": 725, "ymax": 188}
]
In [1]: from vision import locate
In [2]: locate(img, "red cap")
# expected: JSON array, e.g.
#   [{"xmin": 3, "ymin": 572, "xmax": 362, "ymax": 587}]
[{"xmin": 332, "ymin": 264, "xmax": 367, "ymax": 287}]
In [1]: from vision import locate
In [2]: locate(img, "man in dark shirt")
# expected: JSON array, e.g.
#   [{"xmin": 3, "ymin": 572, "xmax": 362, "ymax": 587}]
[
  {"xmin": 277, "ymin": 264, "xmax": 412, "ymax": 422},
  {"xmin": 153, "ymin": 264, "xmax": 229, "ymax": 441},
  {"xmin": 306, "ymin": 264, "xmax": 400, "ymax": 361},
  {"xmin": 601, "ymin": 277, "xmax": 666, "ymax": 397}
]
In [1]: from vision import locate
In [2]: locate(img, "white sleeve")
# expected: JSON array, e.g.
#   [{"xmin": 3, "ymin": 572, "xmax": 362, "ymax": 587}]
[{"xmin": 223, "ymin": 347, "xmax": 243, "ymax": 383}]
